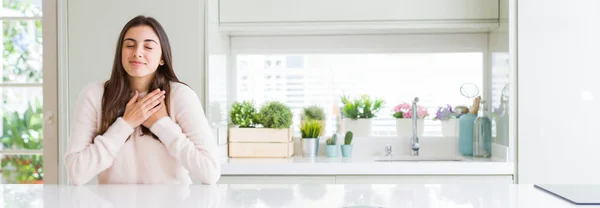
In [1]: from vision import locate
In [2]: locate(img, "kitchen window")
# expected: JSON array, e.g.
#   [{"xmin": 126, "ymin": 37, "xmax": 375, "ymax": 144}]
[{"xmin": 226, "ymin": 33, "xmax": 494, "ymax": 137}]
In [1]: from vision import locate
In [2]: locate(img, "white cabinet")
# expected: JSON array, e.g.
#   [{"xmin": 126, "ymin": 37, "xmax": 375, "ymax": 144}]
[
  {"xmin": 218, "ymin": 175, "xmax": 513, "ymax": 184},
  {"xmin": 219, "ymin": 0, "xmax": 499, "ymax": 23},
  {"xmin": 218, "ymin": 176, "xmax": 336, "ymax": 184},
  {"xmin": 335, "ymin": 175, "xmax": 513, "ymax": 184}
]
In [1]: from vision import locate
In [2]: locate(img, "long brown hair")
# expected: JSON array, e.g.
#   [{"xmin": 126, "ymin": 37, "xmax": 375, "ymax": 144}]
[{"xmin": 98, "ymin": 15, "xmax": 183, "ymax": 140}]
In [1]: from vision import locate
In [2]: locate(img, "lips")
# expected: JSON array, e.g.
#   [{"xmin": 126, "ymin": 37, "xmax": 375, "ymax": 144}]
[{"xmin": 129, "ymin": 61, "xmax": 146, "ymax": 66}]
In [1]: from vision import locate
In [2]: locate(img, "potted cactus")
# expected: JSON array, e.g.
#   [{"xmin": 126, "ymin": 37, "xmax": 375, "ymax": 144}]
[
  {"xmin": 341, "ymin": 131, "xmax": 353, "ymax": 157},
  {"xmin": 300, "ymin": 119, "xmax": 323, "ymax": 157},
  {"xmin": 325, "ymin": 134, "xmax": 338, "ymax": 157},
  {"xmin": 300, "ymin": 105, "xmax": 327, "ymax": 136},
  {"xmin": 341, "ymin": 95, "xmax": 384, "ymax": 137}
]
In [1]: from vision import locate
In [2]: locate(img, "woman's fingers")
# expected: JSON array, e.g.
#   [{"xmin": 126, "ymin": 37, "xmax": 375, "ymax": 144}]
[
  {"xmin": 140, "ymin": 88, "xmax": 163, "ymax": 103},
  {"xmin": 148, "ymin": 101, "xmax": 163, "ymax": 115},
  {"xmin": 143, "ymin": 96, "xmax": 164, "ymax": 111}
]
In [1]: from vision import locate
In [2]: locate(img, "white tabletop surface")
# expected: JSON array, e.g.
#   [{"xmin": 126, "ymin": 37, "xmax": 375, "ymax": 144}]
[
  {"xmin": 2, "ymin": 184, "xmax": 595, "ymax": 208},
  {"xmin": 221, "ymin": 156, "xmax": 514, "ymax": 175}
]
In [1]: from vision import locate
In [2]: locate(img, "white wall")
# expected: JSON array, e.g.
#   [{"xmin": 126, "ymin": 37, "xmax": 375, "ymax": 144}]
[
  {"xmin": 62, "ymin": 0, "xmax": 205, "ymax": 184},
  {"xmin": 205, "ymin": 0, "xmax": 230, "ymax": 149},
  {"xmin": 518, "ymin": 0, "xmax": 600, "ymax": 183},
  {"xmin": 67, "ymin": 0, "xmax": 205, "ymax": 116}
]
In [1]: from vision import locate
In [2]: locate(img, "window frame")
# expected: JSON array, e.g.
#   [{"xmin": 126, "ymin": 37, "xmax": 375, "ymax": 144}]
[{"xmin": 0, "ymin": 0, "xmax": 59, "ymax": 184}]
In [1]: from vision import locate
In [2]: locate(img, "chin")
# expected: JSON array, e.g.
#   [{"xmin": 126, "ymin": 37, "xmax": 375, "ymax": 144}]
[{"xmin": 126, "ymin": 68, "xmax": 154, "ymax": 78}]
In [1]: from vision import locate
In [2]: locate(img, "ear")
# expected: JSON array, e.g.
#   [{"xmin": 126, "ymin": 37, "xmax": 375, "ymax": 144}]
[{"xmin": 160, "ymin": 60, "xmax": 164, "ymax": 66}]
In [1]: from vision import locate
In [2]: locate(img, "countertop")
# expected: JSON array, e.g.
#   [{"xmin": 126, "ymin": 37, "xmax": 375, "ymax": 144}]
[
  {"xmin": 4, "ymin": 184, "xmax": 593, "ymax": 208},
  {"xmin": 221, "ymin": 156, "xmax": 514, "ymax": 175}
]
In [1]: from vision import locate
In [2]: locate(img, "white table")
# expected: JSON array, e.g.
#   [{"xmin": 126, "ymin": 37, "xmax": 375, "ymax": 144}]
[{"xmin": 1, "ymin": 184, "xmax": 595, "ymax": 208}]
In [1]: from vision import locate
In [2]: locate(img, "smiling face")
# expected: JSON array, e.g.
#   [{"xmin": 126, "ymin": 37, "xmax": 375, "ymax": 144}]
[{"xmin": 121, "ymin": 25, "xmax": 163, "ymax": 78}]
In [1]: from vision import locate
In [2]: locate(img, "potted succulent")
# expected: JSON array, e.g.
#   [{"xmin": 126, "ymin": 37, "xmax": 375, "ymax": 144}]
[
  {"xmin": 325, "ymin": 134, "xmax": 338, "ymax": 157},
  {"xmin": 341, "ymin": 95, "xmax": 384, "ymax": 137},
  {"xmin": 228, "ymin": 101, "xmax": 295, "ymax": 158},
  {"xmin": 300, "ymin": 105, "xmax": 327, "ymax": 136},
  {"xmin": 392, "ymin": 102, "xmax": 429, "ymax": 137},
  {"xmin": 300, "ymin": 119, "xmax": 323, "ymax": 157},
  {"xmin": 341, "ymin": 131, "xmax": 353, "ymax": 157},
  {"xmin": 433, "ymin": 104, "xmax": 459, "ymax": 137},
  {"xmin": 1, "ymin": 100, "xmax": 44, "ymax": 184}
]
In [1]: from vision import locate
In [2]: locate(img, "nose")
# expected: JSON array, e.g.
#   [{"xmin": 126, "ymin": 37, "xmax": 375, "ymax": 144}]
[{"xmin": 133, "ymin": 46, "xmax": 143, "ymax": 58}]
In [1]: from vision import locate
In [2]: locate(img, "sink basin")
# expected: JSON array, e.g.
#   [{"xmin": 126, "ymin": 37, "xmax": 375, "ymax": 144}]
[{"xmin": 374, "ymin": 156, "xmax": 465, "ymax": 162}]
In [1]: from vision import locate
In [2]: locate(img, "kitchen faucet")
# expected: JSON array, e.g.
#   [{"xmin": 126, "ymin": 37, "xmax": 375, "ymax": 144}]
[{"xmin": 411, "ymin": 97, "xmax": 420, "ymax": 156}]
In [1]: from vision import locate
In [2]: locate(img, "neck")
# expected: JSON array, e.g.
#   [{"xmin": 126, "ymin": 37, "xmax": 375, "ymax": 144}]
[{"xmin": 128, "ymin": 75, "xmax": 154, "ymax": 93}]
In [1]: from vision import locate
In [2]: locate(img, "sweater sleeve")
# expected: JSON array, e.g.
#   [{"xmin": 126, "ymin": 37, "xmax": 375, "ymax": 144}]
[
  {"xmin": 64, "ymin": 83, "xmax": 134, "ymax": 186},
  {"xmin": 149, "ymin": 84, "xmax": 221, "ymax": 185}
]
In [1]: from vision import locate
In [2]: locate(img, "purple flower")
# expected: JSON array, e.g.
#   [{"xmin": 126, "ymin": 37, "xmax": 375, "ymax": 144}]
[
  {"xmin": 12, "ymin": 31, "xmax": 31, "ymax": 52},
  {"xmin": 434, "ymin": 104, "xmax": 457, "ymax": 121}
]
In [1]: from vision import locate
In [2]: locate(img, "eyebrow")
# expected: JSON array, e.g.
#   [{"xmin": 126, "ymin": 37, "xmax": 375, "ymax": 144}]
[{"xmin": 123, "ymin": 38, "xmax": 158, "ymax": 44}]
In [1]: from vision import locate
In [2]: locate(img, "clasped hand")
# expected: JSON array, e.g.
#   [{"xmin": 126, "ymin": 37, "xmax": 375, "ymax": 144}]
[{"xmin": 123, "ymin": 88, "xmax": 168, "ymax": 129}]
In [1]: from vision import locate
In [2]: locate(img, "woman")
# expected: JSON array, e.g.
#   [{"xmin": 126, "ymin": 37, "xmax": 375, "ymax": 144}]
[{"xmin": 64, "ymin": 15, "xmax": 221, "ymax": 185}]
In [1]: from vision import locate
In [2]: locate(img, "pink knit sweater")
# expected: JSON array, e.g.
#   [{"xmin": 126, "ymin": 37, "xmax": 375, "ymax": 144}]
[{"xmin": 64, "ymin": 81, "xmax": 221, "ymax": 185}]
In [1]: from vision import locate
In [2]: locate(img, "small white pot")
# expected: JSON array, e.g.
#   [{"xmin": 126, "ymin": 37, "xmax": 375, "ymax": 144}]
[
  {"xmin": 343, "ymin": 119, "xmax": 372, "ymax": 137},
  {"xmin": 441, "ymin": 119, "xmax": 459, "ymax": 137},
  {"xmin": 396, "ymin": 118, "xmax": 424, "ymax": 137}
]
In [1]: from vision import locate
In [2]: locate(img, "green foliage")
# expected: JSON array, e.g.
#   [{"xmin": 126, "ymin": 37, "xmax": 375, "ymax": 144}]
[
  {"xmin": 256, "ymin": 101, "xmax": 293, "ymax": 129},
  {"xmin": 229, "ymin": 101, "xmax": 258, "ymax": 128},
  {"xmin": 301, "ymin": 120, "xmax": 323, "ymax": 139},
  {"xmin": 1, "ymin": 99, "xmax": 44, "ymax": 183},
  {"xmin": 2, "ymin": 0, "xmax": 43, "ymax": 83},
  {"xmin": 344, "ymin": 131, "xmax": 353, "ymax": 145},
  {"xmin": 326, "ymin": 134, "xmax": 337, "ymax": 145},
  {"xmin": 1, "ymin": 155, "xmax": 43, "ymax": 184},
  {"xmin": 341, "ymin": 95, "xmax": 385, "ymax": 119},
  {"xmin": 300, "ymin": 105, "xmax": 326, "ymax": 121}
]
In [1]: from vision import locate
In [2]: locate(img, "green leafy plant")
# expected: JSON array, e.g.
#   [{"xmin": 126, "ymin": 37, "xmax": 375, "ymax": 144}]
[
  {"xmin": 256, "ymin": 101, "xmax": 293, "ymax": 129},
  {"xmin": 341, "ymin": 95, "xmax": 385, "ymax": 119},
  {"xmin": 344, "ymin": 131, "xmax": 353, "ymax": 145},
  {"xmin": 229, "ymin": 101, "xmax": 258, "ymax": 128},
  {"xmin": 326, "ymin": 134, "xmax": 337, "ymax": 145},
  {"xmin": 300, "ymin": 120, "xmax": 323, "ymax": 139},
  {"xmin": 300, "ymin": 105, "xmax": 326, "ymax": 121},
  {"xmin": 1, "ymin": 99, "xmax": 44, "ymax": 184},
  {"xmin": 3, "ymin": 1, "xmax": 43, "ymax": 83}
]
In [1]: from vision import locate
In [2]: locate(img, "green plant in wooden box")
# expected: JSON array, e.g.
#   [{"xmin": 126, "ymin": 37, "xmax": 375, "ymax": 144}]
[
  {"xmin": 228, "ymin": 101, "xmax": 294, "ymax": 158},
  {"xmin": 229, "ymin": 100, "xmax": 258, "ymax": 128},
  {"xmin": 256, "ymin": 101, "xmax": 293, "ymax": 129}
]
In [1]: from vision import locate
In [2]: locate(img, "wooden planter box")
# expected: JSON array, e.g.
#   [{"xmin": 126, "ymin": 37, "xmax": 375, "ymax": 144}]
[
  {"xmin": 228, "ymin": 127, "xmax": 294, "ymax": 158},
  {"xmin": 228, "ymin": 141, "xmax": 294, "ymax": 158},
  {"xmin": 228, "ymin": 127, "xmax": 292, "ymax": 143}
]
